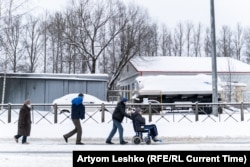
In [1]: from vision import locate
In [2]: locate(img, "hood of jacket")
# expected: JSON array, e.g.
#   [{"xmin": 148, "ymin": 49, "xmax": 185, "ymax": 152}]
[{"xmin": 71, "ymin": 96, "xmax": 83, "ymax": 105}]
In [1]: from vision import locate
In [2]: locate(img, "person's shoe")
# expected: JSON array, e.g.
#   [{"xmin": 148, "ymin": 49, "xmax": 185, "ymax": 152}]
[
  {"xmin": 152, "ymin": 136, "xmax": 161, "ymax": 142},
  {"xmin": 76, "ymin": 142, "xmax": 84, "ymax": 145},
  {"xmin": 120, "ymin": 141, "xmax": 128, "ymax": 145},
  {"xmin": 22, "ymin": 142, "xmax": 29, "ymax": 144},
  {"xmin": 63, "ymin": 135, "xmax": 68, "ymax": 143},
  {"xmin": 106, "ymin": 140, "xmax": 114, "ymax": 144},
  {"xmin": 14, "ymin": 136, "xmax": 18, "ymax": 143}
]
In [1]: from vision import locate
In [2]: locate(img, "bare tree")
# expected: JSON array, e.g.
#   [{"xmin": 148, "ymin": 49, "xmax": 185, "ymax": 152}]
[
  {"xmin": 3, "ymin": 15, "xmax": 23, "ymax": 72},
  {"xmin": 39, "ymin": 11, "xmax": 50, "ymax": 73},
  {"xmin": 47, "ymin": 12, "xmax": 66, "ymax": 73},
  {"xmin": 143, "ymin": 23, "xmax": 159, "ymax": 56},
  {"xmin": 185, "ymin": 22, "xmax": 193, "ymax": 57},
  {"xmin": 107, "ymin": 4, "xmax": 151, "ymax": 90},
  {"xmin": 217, "ymin": 25, "xmax": 233, "ymax": 57},
  {"xmin": 98, "ymin": 0, "xmax": 124, "ymax": 74},
  {"xmin": 244, "ymin": 27, "xmax": 250, "ymax": 63},
  {"xmin": 233, "ymin": 23, "xmax": 244, "ymax": 60},
  {"xmin": 160, "ymin": 24, "xmax": 173, "ymax": 56},
  {"xmin": 0, "ymin": 0, "xmax": 29, "ymax": 72},
  {"xmin": 203, "ymin": 27, "xmax": 211, "ymax": 57},
  {"xmin": 173, "ymin": 22, "xmax": 185, "ymax": 56},
  {"xmin": 22, "ymin": 15, "xmax": 42, "ymax": 72},
  {"xmin": 192, "ymin": 23, "xmax": 202, "ymax": 57},
  {"xmin": 64, "ymin": 0, "xmax": 127, "ymax": 74}
]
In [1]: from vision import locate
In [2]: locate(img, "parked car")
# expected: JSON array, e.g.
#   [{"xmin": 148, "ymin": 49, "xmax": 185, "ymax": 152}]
[{"xmin": 52, "ymin": 93, "xmax": 115, "ymax": 114}]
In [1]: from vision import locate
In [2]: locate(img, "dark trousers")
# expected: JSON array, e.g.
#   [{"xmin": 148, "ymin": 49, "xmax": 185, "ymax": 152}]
[
  {"xmin": 144, "ymin": 124, "xmax": 158, "ymax": 137},
  {"xmin": 106, "ymin": 119, "xmax": 124, "ymax": 143},
  {"xmin": 64, "ymin": 119, "xmax": 82, "ymax": 143},
  {"xmin": 14, "ymin": 134, "xmax": 27, "ymax": 143}
]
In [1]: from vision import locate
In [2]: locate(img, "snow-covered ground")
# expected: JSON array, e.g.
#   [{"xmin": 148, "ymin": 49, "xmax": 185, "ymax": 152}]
[{"xmin": 1, "ymin": 110, "xmax": 250, "ymax": 167}]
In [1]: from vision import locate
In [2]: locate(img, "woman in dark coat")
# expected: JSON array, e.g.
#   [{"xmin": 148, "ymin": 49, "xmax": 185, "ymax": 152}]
[{"xmin": 14, "ymin": 99, "xmax": 32, "ymax": 144}]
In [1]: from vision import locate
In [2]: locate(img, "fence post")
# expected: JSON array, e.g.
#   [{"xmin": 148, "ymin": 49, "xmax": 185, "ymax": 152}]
[
  {"xmin": 195, "ymin": 102, "xmax": 198, "ymax": 121},
  {"xmin": 148, "ymin": 103, "xmax": 152, "ymax": 122},
  {"xmin": 54, "ymin": 104, "xmax": 58, "ymax": 124},
  {"xmin": 101, "ymin": 103, "xmax": 105, "ymax": 123},
  {"xmin": 240, "ymin": 102, "xmax": 244, "ymax": 121},
  {"xmin": 8, "ymin": 103, "xmax": 11, "ymax": 123}
]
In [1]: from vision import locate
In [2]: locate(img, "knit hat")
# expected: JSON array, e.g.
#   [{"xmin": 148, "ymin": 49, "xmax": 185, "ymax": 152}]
[
  {"xmin": 78, "ymin": 93, "xmax": 84, "ymax": 97},
  {"xmin": 121, "ymin": 97, "xmax": 128, "ymax": 102}
]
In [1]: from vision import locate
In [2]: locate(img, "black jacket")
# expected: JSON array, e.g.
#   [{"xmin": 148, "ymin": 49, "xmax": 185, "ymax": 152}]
[
  {"xmin": 131, "ymin": 111, "xmax": 145, "ymax": 131},
  {"xmin": 71, "ymin": 104, "xmax": 85, "ymax": 119},
  {"xmin": 112, "ymin": 101, "xmax": 130, "ymax": 122},
  {"xmin": 71, "ymin": 96, "xmax": 85, "ymax": 119}
]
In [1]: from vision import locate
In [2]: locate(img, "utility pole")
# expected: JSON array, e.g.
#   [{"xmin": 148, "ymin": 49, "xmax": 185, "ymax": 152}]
[{"xmin": 210, "ymin": 0, "xmax": 218, "ymax": 116}]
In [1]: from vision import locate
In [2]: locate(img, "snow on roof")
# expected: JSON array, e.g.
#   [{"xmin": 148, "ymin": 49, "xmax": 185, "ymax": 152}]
[
  {"xmin": 0, "ymin": 72, "xmax": 109, "ymax": 81},
  {"xmin": 135, "ymin": 74, "xmax": 223, "ymax": 95},
  {"xmin": 130, "ymin": 56, "xmax": 250, "ymax": 73}
]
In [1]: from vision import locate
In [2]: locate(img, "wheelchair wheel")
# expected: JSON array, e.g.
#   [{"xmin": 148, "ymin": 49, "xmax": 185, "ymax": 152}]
[
  {"xmin": 132, "ymin": 136, "xmax": 142, "ymax": 144},
  {"xmin": 144, "ymin": 137, "xmax": 151, "ymax": 145}
]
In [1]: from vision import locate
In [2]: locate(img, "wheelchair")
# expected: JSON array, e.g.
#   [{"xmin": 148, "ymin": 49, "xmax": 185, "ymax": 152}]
[{"xmin": 132, "ymin": 125, "xmax": 152, "ymax": 145}]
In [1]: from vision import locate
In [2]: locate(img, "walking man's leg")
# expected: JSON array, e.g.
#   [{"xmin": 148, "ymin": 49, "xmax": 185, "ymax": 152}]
[
  {"xmin": 72, "ymin": 119, "xmax": 82, "ymax": 144},
  {"xmin": 113, "ymin": 120, "xmax": 127, "ymax": 144},
  {"xmin": 63, "ymin": 119, "xmax": 78, "ymax": 141},
  {"xmin": 106, "ymin": 120, "xmax": 117, "ymax": 144}
]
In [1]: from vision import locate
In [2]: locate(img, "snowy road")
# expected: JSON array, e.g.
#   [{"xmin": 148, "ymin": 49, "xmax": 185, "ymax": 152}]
[
  {"xmin": 2, "ymin": 137, "xmax": 250, "ymax": 151},
  {"xmin": 1, "ymin": 138, "xmax": 250, "ymax": 167},
  {"xmin": 2, "ymin": 113, "xmax": 250, "ymax": 167}
]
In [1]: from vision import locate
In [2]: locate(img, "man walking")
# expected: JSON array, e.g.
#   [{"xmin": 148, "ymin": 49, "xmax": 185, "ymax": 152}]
[
  {"xmin": 63, "ymin": 93, "xmax": 85, "ymax": 145},
  {"xmin": 106, "ymin": 97, "xmax": 131, "ymax": 144}
]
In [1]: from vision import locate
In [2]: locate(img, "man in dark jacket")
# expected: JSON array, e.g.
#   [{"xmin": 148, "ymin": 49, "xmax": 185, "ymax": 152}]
[
  {"xmin": 106, "ymin": 97, "xmax": 131, "ymax": 144},
  {"xmin": 14, "ymin": 99, "xmax": 32, "ymax": 144},
  {"xmin": 131, "ymin": 108, "xmax": 161, "ymax": 142},
  {"xmin": 63, "ymin": 93, "xmax": 85, "ymax": 145}
]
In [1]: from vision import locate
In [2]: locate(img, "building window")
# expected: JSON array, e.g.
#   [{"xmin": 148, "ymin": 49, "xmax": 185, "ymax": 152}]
[{"xmin": 132, "ymin": 83, "xmax": 135, "ymax": 90}]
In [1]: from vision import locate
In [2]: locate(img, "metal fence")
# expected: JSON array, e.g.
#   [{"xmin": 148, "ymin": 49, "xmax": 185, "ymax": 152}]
[{"xmin": 1, "ymin": 102, "xmax": 250, "ymax": 124}]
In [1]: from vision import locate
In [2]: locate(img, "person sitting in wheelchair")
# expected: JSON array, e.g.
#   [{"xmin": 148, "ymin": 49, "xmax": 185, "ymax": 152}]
[{"xmin": 131, "ymin": 108, "xmax": 161, "ymax": 142}]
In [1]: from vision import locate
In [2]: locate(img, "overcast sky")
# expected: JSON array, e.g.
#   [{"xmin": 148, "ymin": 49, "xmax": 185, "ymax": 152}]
[
  {"xmin": 124, "ymin": 0, "xmax": 250, "ymax": 29},
  {"xmin": 34, "ymin": 0, "xmax": 250, "ymax": 29}
]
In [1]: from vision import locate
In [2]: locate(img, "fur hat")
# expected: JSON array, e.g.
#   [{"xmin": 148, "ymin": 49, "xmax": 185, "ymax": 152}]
[{"xmin": 24, "ymin": 99, "xmax": 31, "ymax": 105}]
